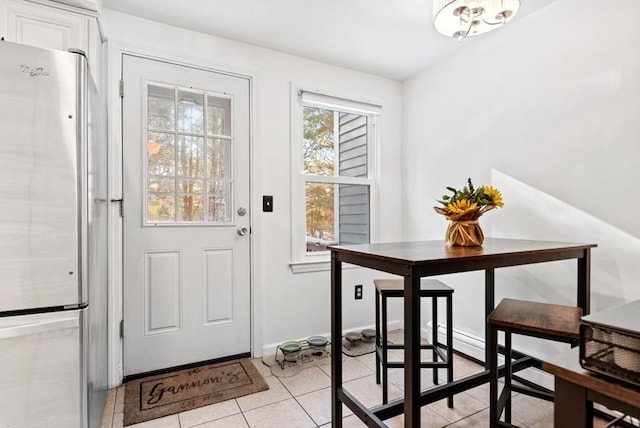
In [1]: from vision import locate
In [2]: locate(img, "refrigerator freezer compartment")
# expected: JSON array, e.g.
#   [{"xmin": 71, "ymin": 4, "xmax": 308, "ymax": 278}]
[{"xmin": 0, "ymin": 309, "xmax": 85, "ymax": 428}]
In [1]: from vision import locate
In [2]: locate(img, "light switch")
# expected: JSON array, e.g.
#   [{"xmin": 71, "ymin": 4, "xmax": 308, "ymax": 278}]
[{"xmin": 263, "ymin": 195, "xmax": 273, "ymax": 212}]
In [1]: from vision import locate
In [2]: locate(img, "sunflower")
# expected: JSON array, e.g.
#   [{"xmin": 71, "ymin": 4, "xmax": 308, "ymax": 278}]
[
  {"xmin": 446, "ymin": 199, "xmax": 479, "ymax": 215},
  {"xmin": 483, "ymin": 186, "xmax": 504, "ymax": 207},
  {"xmin": 434, "ymin": 178, "xmax": 503, "ymax": 221}
]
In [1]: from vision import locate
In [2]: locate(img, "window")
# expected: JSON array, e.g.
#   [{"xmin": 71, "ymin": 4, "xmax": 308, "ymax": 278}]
[
  {"xmin": 291, "ymin": 88, "xmax": 380, "ymax": 271},
  {"xmin": 145, "ymin": 83, "xmax": 233, "ymax": 225}
]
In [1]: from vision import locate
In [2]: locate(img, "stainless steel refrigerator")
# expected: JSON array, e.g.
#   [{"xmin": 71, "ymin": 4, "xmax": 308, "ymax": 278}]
[{"xmin": 0, "ymin": 40, "xmax": 108, "ymax": 428}]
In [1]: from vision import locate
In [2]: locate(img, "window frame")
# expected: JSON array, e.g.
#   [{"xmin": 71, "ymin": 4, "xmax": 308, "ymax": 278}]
[
  {"xmin": 142, "ymin": 80, "xmax": 235, "ymax": 226},
  {"xmin": 289, "ymin": 84, "xmax": 380, "ymax": 273}
]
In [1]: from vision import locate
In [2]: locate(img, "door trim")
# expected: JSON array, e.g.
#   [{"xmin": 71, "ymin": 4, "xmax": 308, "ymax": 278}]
[{"xmin": 106, "ymin": 40, "xmax": 260, "ymax": 387}]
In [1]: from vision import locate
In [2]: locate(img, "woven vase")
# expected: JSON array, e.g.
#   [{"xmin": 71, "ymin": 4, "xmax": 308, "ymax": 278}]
[{"xmin": 446, "ymin": 220, "xmax": 484, "ymax": 247}]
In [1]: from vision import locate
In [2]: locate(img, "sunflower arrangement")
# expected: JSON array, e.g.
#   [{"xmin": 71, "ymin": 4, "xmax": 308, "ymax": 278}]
[{"xmin": 433, "ymin": 178, "xmax": 504, "ymax": 246}]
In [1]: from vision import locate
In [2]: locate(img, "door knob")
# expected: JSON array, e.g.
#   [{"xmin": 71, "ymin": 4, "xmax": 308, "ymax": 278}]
[{"xmin": 237, "ymin": 226, "xmax": 249, "ymax": 236}]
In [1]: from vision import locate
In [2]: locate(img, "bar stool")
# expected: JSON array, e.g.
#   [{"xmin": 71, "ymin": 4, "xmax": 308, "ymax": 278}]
[
  {"xmin": 374, "ymin": 278, "xmax": 454, "ymax": 407},
  {"xmin": 488, "ymin": 298, "xmax": 582, "ymax": 427}
]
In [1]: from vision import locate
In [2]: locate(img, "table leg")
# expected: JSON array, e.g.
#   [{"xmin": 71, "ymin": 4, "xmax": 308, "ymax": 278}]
[
  {"xmin": 331, "ymin": 254, "xmax": 343, "ymax": 427},
  {"xmin": 485, "ymin": 268, "xmax": 495, "ymax": 368},
  {"xmin": 554, "ymin": 378, "xmax": 593, "ymax": 428},
  {"xmin": 578, "ymin": 249, "xmax": 591, "ymax": 315},
  {"xmin": 404, "ymin": 274, "xmax": 421, "ymax": 427}
]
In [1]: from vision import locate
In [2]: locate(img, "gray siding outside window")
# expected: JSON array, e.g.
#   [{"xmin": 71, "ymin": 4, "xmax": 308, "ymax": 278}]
[{"xmin": 338, "ymin": 112, "xmax": 369, "ymax": 245}]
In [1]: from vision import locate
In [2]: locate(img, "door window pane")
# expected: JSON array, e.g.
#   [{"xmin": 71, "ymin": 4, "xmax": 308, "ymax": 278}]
[
  {"xmin": 145, "ymin": 84, "xmax": 233, "ymax": 224},
  {"xmin": 178, "ymin": 90, "xmax": 204, "ymax": 133},
  {"xmin": 178, "ymin": 195, "xmax": 203, "ymax": 221},
  {"xmin": 177, "ymin": 179, "xmax": 204, "ymax": 193},
  {"xmin": 207, "ymin": 138, "xmax": 229, "ymax": 179},
  {"xmin": 207, "ymin": 96, "xmax": 231, "ymax": 136},
  {"xmin": 148, "ymin": 194, "xmax": 175, "ymax": 222},
  {"xmin": 208, "ymin": 180, "xmax": 230, "ymax": 222},
  {"xmin": 148, "ymin": 179, "xmax": 174, "ymax": 193},
  {"xmin": 147, "ymin": 132, "xmax": 174, "ymax": 176},
  {"xmin": 177, "ymin": 136, "xmax": 204, "ymax": 178},
  {"xmin": 148, "ymin": 85, "xmax": 175, "ymax": 131}
]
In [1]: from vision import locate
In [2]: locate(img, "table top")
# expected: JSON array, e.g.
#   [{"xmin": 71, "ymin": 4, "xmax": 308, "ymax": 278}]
[
  {"xmin": 330, "ymin": 238, "xmax": 596, "ymax": 271},
  {"xmin": 542, "ymin": 348, "xmax": 640, "ymax": 408}
]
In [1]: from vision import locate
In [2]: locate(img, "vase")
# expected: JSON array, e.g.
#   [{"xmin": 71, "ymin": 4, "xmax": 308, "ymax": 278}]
[{"xmin": 446, "ymin": 220, "xmax": 484, "ymax": 247}]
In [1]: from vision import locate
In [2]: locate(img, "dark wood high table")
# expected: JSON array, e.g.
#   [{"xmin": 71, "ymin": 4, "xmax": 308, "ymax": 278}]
[
  {"xmin": 542, "ymin": 348, "xmax": 640, "ymax": 427},
  {"xmin": 330, "ymin": 238, "xmax": 596, "ymax": 427}
]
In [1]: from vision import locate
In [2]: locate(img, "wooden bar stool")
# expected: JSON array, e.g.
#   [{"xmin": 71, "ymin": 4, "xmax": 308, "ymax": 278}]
[
  {"xmin": 374, "ymin": 278, "xmax": 454, "ymax": 407},
  {"xmin": 488, "ymin": 298, "xmax": 582, "ymax": 428}
]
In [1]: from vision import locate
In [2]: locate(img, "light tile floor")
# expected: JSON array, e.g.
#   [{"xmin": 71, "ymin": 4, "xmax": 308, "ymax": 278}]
[{"xmin": 101, "ymin": 330, "xmax": 615, "ymax": 428}]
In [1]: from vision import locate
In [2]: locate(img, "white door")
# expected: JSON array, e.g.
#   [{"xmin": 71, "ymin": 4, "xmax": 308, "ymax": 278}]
[{"xmin": 121, "ymin": 55, "xmax": 251, "ymax": 376}]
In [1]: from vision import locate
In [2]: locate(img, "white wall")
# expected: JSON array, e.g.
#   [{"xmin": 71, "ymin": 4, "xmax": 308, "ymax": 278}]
[
  {"xmin": 102, "ymin": 9, "xmax": 403, "ymax": 359},
  {"xmin": 403, "ymin": 0, "xmax": 640, "ymax": 359}
]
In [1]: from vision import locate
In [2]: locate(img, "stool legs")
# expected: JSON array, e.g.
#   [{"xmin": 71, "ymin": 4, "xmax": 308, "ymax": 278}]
[
  {"xmin": 375, "ymin": 288, "xmax": 381, "ymax": 385},
  {"xmin": 489, "ymin": 326, "xmax": 513, "ymax": 427},
  {"xmin": 489, "ymin": 324, "xmax": 499, "ymax": 428},
  {"xmin": 432, "ymin": 297, "xmax": 439, "ymax": 386},
  {"xmin": 382, "ymin": 293, "xmax": 389, "ymax": 404},
  {"xmin": 505, "ymin": 332, "xmax": 512, "ymax": 424},
  {"xmin": 446, "ymin": 292, "xmax": 454, "ymax": 409},
  {"xmin": 373, "ymin": 280, "xmax": 454, "ymax": 408}
]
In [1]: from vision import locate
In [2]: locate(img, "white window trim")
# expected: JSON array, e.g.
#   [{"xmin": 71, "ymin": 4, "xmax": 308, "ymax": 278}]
[{"xmin": 289, "ymin": 83, "xmax": 380, "ymax": 273}]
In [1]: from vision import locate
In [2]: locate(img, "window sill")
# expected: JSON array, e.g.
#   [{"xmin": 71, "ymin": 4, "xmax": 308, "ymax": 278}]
[{"xmin": 289, "ymin": 260, "xmax": 360, "ymax": 274}]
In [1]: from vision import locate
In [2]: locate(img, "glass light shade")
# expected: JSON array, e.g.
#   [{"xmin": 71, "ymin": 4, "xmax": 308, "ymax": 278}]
[{"xmin": 433, "ymin": 0, "xmax": 520, "ymax": 39}]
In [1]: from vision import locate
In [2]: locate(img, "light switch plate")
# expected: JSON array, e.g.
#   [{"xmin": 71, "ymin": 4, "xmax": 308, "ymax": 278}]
[{"xmin": 263, "ymin": 195, "xmax": 273, "ymax": 212}]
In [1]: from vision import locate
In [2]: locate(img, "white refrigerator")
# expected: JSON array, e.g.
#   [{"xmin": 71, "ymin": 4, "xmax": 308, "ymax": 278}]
[{"xmin": 0, "ymin": 40, "xmax": 108, "ymax": 428}]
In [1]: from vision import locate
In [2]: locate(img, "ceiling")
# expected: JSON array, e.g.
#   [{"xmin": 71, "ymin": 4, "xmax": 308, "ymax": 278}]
[{"xmin": 100, "ymin": 0, "xmax": 556, "ymax": 81}]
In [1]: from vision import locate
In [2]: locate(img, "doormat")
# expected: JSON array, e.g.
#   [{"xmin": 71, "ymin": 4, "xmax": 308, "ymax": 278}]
[
  {"xmin": 262, "ymin": 345, "xmax": 331, "ymax": 378},
  {"xmin": 123, "ymin": 359, "xmax": 268, "ymax": 426}
]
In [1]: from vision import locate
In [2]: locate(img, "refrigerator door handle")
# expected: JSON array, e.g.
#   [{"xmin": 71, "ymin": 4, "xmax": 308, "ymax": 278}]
[{"xmin": 0, "ymin": 317, "xmax": 79, "ymax": 339}]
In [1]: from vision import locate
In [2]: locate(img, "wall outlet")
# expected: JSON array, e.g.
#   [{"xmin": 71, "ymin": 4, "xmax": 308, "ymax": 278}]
[{"xmin": 354, "ymin": 284, "xmax": 363, "ymax": 300}]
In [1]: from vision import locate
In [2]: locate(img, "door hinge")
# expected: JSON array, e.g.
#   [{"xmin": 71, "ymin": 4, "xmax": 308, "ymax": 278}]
[
  {"xmin": 119, "ymin": 319, "xmax": 124, "ymax": 339},
  {"xmin": 111, "ymin": 198, "xmax": 123, "ymax": 217},
  {"xmin": 119, "ymin": 79, "xmax": 124, "ymax": 98}
]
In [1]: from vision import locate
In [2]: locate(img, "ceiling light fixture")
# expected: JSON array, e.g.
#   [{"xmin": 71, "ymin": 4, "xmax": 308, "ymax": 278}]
[{"xmin": 433, "ymin": 0, "xmax": 520, "ymax": 41}]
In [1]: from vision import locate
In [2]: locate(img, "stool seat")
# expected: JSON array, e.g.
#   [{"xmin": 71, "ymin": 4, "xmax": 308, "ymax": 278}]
[
  {"xmin": 374, "ymin": 278, "xmax": 454, "ymax": 407},
  {"xmin": 488, "ymin": 298, "xmax": 581, "ymax": 344},
  {"xmin": 374, "ymin": 278, "xmax": 454, "ymax": 295},
  {"xmin": 488, "ymin": 298, "xmax": 582, "ymax": 427}
]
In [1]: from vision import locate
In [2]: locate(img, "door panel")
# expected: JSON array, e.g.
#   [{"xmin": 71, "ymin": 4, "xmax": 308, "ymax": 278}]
[{"xmin": 122, "ymin": 55, "xmax": 251, "ymax": 375}]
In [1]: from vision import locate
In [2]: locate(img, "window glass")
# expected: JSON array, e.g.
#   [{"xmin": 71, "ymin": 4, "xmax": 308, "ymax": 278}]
[
  {"xmin": 148, "ymin": 85, "xmax": 175, "ymax": 131},
  {"xmin": 298, "ymin": 98, "xmax": 374, "ymax": 257},
  {"xmin": 303, "ymin": 107, "xmax": 334, "ymax": 176},
  {"xmin": 207, "ymin": 96, "xmax": 231, "ymax": 136},
  {"xmin": 177, "ymin": 90, "xmax": 203, "ymax": 133},
  {"xmin": 145, "ymin": 84, "xmax": 233, "ymax": 224},
  {"xmin": 207, "ymin": 138, "xmax": 229, "ymax": 179}
]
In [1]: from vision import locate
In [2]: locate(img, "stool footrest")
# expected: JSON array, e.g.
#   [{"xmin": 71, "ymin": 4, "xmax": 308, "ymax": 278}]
[
  {"xmin": 511, "ymin": 384, "xmax": 553, "ymax": 402},
  {"xmin": 385, "ymin": 343, "xmax": 442, "ymax": 351},
  {"xmin": 383, "ymin": 361, "xmax": 449, "ymax": 369}
]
